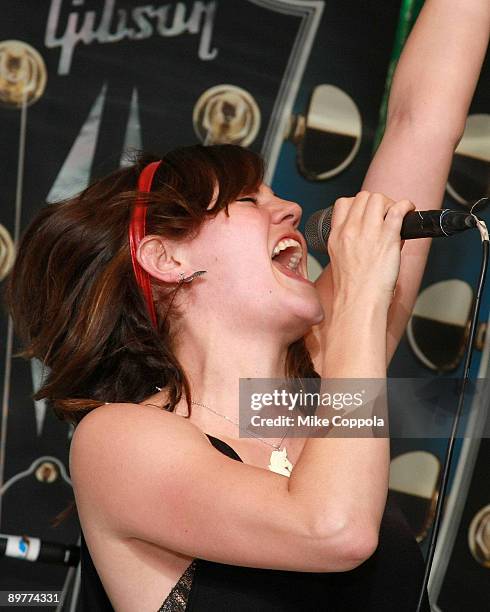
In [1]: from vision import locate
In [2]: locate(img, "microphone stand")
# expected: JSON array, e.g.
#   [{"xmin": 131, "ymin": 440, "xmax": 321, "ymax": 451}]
[{"xmin": 416, "ymin": 218, "xmax": 489, "ymax": 612}]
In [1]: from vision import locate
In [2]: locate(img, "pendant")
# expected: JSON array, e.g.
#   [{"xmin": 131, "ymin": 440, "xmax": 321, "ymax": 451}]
[{"xmin": 268, "ymin": 447, "xmax": 293, "ymax": 477}]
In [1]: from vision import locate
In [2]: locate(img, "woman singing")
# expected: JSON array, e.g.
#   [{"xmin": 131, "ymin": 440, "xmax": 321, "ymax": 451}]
[{"xmin": 5, "ymin": 1, "xmax": 489, "ymax": 610}]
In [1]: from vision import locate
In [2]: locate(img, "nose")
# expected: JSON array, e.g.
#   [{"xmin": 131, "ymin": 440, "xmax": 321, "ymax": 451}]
[{"xmin": 270, "ymin": 197, "xmax": 302, "ymax": 228}]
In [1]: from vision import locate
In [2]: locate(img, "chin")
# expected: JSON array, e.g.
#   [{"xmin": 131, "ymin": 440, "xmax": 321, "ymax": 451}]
[
  {"xmin": 270, "ymin": 265, "xmax": 323, "ymax": 327},
  {"xmin": 310, "ymin": 304, "xmax": 325, "ymax": 326},
  {"xmin": 282, "ymin": 295, "xmax": 325, "ymax": 338},
  {"xmin": 301, "ymin": 303, "xmax": 325, "ymax": 330}
]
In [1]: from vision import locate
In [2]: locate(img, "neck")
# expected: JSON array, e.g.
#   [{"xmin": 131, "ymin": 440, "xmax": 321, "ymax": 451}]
[{"xmin": 172, "ymin": 320, "xmax": 290, "ymax": 439}]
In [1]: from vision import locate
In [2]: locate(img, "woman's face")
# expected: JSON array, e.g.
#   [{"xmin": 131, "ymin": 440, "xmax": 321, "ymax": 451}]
[{"xmin": 183, "ymin": 183, "xmax": 324, "ymax": 341}]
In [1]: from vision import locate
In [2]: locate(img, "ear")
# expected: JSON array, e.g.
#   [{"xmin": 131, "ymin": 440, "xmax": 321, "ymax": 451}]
[{"xmin": 136, "ymin": 235, "xmax": 192, "ymax": 284}]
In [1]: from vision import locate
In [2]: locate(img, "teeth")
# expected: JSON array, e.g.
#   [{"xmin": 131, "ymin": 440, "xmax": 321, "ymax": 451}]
[
  {"xmin": 271, "ymin": 238, "xmax": 302, "ymax": 259},
  {"xmin": 287, "ymin": 255, "xmax": 301, "ymax": 271}
]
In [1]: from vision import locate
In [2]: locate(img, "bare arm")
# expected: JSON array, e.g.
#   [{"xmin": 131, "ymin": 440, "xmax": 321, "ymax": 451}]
[
  {"xmin": 308, "ymin": 0, "xmax": 490, "ymax": 369},
  {"xmin": 71, "ymin": 402, "xmax": 375, "ymax": 573}
]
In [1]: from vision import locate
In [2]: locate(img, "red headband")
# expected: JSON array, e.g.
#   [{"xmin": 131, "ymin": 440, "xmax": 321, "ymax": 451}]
[{"xmin": 128, "ymin": 160, "xmax": 162, "ymax": 329}]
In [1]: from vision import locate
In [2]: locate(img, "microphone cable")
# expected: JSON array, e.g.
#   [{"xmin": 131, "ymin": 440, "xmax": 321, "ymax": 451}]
[{"xmin": 416, "ymin": 197, "xmax": 489, "ymax": 612}]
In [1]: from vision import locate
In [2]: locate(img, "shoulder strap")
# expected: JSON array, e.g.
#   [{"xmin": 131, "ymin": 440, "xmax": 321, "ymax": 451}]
[{"xmin": 205, "ymin": 434, "xmax": 243, "ymax": 462}]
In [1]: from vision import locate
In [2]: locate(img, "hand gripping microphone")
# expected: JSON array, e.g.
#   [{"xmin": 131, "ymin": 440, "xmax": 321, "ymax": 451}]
[{"xmin": 305, "ymin": 207, "xmax": 477, "ymax": 252}]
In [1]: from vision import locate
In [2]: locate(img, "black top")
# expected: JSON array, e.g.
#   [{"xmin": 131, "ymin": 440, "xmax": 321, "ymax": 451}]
[{"xmin": 79, "ymin": 434, "xmax": 431, "ymax": 611}]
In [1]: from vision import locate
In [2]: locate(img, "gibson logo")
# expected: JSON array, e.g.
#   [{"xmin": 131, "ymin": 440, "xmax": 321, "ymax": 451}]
[{"xmin": 45, "ymin": 0, "xmax": 218, "ymax": 75}]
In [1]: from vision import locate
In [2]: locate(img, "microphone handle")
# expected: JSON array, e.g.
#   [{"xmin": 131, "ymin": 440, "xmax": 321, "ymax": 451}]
[{"xmin": 400, "ymin": 209, "xmax": 475, "ymax": 239}]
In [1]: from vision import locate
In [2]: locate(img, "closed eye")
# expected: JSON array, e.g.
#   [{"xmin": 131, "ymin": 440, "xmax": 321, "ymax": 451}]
[{"xmin": 236, "ymin": 197, "xmax": 258, "ymax": 204}]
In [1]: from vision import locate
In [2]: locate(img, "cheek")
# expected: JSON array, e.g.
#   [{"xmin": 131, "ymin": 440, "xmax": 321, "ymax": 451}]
[
  {"xmin": 195, "ymin": 215, "xmax": 271, "ymax": 285},
  {"xmin": 212, "ymin": 248, "xmax": 272, "ymax": 294}
]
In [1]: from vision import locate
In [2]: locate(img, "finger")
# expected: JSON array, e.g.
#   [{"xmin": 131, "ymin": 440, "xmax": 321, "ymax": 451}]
[
  {"xmin": 343, "ymin": 190, "xmax": 371, "ymax": 227},
  {"xmin": 384, "ymin": 199, "xmax": 415, "ymax": 218},
  {"xmin": 383, "ymin": 199, "xmax": 416, "ymax": 238},
  {"xmin": 330, "ymin": 197, "xmax": 354, "ymax": 231},
  {"xmin": 360, "ymin": 192, "xmax": 395, "ymax": 233}
]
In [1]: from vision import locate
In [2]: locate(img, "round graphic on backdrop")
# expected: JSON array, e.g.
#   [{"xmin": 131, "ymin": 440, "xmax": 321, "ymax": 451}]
[
  {"xmin": 446, "ymin": 114, "xmax": 490, "ymax": 207},
  {"xmin": 389, "ymin": 451, "xmax": 440, "ymax": 542},
  {"xmin": 468, "ymin": 504, "xmax": 490, "ymax": 568},
  {"xmin": 0, "ymin": 223, "xmax": 15, "ymax": 282},
  {"xmin": 0, "ymin": 40, "xmax": 47, "ymax": 109},
  {"xmin": 407, "ymin": 279, "xmax": 473, "ymax": 371},
  {"xmin": 288, "ymin": 84, "xmax": 362, "ymax": 181},
  {"xmin": 35, "ymin": 461, "xmax": 59, "ymax": 484},
  {"xmin": 193, "ymin": 85, "xmax": 261, "ymax": 146}
]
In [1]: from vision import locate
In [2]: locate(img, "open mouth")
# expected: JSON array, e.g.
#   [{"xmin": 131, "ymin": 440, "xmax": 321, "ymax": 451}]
[{"xmin": 271, "ymin": 237, "xmax": 304, "ymax": 277}]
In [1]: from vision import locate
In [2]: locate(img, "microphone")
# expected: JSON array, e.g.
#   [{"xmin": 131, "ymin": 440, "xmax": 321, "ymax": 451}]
[
  {"xmin": 305, "ymin": 207, "xmax": 477, "ymax": 252},
  {"xmin": 0, "ymin": 533, "xmax": 80, "ymax": 566}
]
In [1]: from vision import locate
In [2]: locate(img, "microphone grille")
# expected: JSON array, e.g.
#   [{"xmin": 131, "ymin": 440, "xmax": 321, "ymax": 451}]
[{"xmin": 304, "ymin": 207, "xmax": 333, "ymax": 252}]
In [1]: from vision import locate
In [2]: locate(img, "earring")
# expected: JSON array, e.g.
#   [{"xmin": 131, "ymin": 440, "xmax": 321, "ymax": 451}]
[
  {"xmin": 161, "ymin": 270, "xmax": 208, "ymax": 327},
  {"xmin": 179, "ymin": 270, "xmax": 207, "ymax": 283}
]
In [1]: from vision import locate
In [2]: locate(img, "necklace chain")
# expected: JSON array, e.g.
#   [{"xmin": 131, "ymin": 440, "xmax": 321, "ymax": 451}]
[
  {"xmin": 154, "ymin": 387, "xmax": 293, "ymax": 476},
  {"xmin": 190, "ymin": 400, "xmax": 288, "ymax": 451}
]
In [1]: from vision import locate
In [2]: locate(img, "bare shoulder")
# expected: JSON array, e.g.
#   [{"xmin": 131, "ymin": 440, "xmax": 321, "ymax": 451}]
[
  {"xmin": 72, "ymin": 401, "xmax": 207, "ymax": 439},
  {"xmin": 70, "ymin": 402, "xmax": 210, "ymax": 478},
  {"xmin": 69, "ymin": 401, "xmax": 217, "ymax": 537}
]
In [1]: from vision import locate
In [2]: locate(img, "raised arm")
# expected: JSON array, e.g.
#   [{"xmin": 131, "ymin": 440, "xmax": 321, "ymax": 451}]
[{"xmin": 308, "ymin": 0, "xmax": 490, "ymax": 370}]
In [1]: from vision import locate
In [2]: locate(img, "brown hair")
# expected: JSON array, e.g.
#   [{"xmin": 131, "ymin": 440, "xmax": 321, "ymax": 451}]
[{"xmin": 3, "ymin": 144, "xmax": 318, "ymax": 524}]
